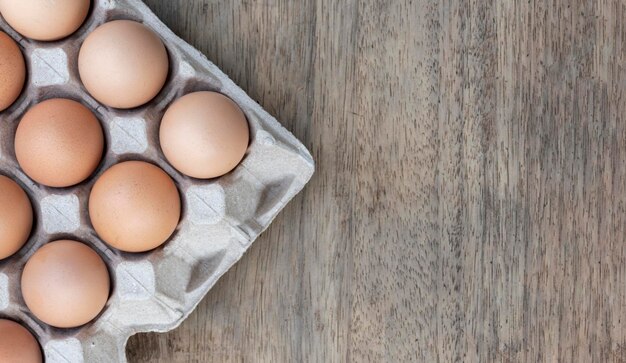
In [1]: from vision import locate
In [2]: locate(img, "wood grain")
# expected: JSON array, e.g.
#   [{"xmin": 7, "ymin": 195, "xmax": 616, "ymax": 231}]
[{"xmin": 127, "ymin": 0, "xmax": 626, "ymax": 362}]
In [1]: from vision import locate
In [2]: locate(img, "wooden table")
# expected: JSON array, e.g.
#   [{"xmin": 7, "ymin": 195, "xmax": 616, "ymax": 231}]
[{"xmin": 128, "ymin": 1, "xmax": 626, "ymax": 361}]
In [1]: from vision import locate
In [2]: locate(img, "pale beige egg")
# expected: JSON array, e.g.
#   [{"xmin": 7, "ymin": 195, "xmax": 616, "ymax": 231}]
[
  {"xmin": 79, "ymin": 20, "xmax": 169, "ymax": 109},
  {"xmin": 0, "ymin": 0, "xmax": 90, "ymax": 41},
  {"xmin": 159, "ymin": 92, "xmax": 250, "ymax": 179}
]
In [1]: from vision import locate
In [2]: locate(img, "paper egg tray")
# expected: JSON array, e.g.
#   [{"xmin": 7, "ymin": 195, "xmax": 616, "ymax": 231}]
[{"xmin": 0, "ymin": 1, "xmax": 314, "ymax": 362}]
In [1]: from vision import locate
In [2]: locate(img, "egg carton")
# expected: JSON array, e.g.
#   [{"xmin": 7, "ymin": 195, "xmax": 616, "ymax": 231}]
[{"xmin": 0, "ymin": 0, "xmax": 314, "ymax": 362}]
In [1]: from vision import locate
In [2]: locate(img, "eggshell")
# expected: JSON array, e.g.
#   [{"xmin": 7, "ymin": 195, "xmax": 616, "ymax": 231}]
[
  {"xmin": 0, "ymin": 0, "xmax": 90, "ymax": 41},
  {"xmin": 0, "ymin": 319, "xmax": 42, "ymax": 363},
  {"xmin": 78, "ymin": 20, "xmax": 169, "ymax": 109},
  {"xmin": 0, "ymin": 175, "xmax": 32, "ymax": 260},
  {"xmin": 21, "ymin": 240, "xmax": 110, "ymax": 329},
  {"xmin": 15, "ymin": 98, "xmax": 104, "ymax": 187},
  {"xmin": 0, "ymin": 31, "xmax": 25, "ymax": 112},
  {"xmin": 159, "ymin": 91, "xmax": 250, "ymax": 179},
  {"xmin": 89, "ymin": 161, "xmax": 181, "ymax": 253}
]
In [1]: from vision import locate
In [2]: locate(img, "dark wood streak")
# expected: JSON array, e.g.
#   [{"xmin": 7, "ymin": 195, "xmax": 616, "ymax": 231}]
[{"xmin": 127, "ymin": 1, "xmax": 626, "ymax": 362}]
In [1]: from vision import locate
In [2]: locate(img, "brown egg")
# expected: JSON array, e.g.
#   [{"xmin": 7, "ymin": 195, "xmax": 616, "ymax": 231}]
[
  {"xmin": 0, "ymin": 319, "xmax": 42, "ymax": 363},
  {"xmin": 0, "ymin": 176, "xmax": 32, "ymax": 259},
  {"xmin": 0, "ymin": 0, "xmax": 90, "ymax": 41},
  {"xmin": 15, "ymin": 98, "xmax": 104, "ymax": 187},
  {"xmin": 89, "ymin": 161, "xmax": 181, "ymax": 253},
  {"xmin": 159, "ymin": 92, "xmax": 249, "ymax": 179},
  {"xmin": 78, "ymin": 20, "xmax": 169, "ymax": 109},
  {"xmin": 21, "ymin": 240, "xmax": 110, "ymax": 328},
  {"xmin": 0, "ymin": 32, "xmax": 25, "ymax": 112}
]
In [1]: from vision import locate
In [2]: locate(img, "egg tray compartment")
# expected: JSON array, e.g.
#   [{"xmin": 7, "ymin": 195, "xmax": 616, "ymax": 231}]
[{"xmin": 0, "ymin": 1, "xmax": 314, "ymax": 362}]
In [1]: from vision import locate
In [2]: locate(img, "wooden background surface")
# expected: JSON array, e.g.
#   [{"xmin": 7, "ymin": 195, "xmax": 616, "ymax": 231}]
[{"xmin": 127, "ymin": 0, "xmax": 626, "ymax": 362}]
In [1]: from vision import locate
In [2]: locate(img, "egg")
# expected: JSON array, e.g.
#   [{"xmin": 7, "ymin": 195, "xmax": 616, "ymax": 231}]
[
  {"xmin": 78, "ymin": 20, "xmax": 169, "ymax": 109},
  {"xmin": 15, "ymin": 98, "xmax": 104, "ymax": 188},
  {"xmin": 0, "ymin": 32, "xmax": 25, "ymax": 112},
  {"xmin": 89, "ymin": 161, "xmax": 181, "ymax": 253},
  {"xmin": 0, "ymin": 319, "xmax": 42, "ymax": 363},
  {"xmin": 21, "ymin": 240, "xmax": 110, "ymax": 328},
  {"xmin": 159, "ymin": 92, "xmax": 250, "ymax": 179},
  {"xmin": 0, "ymin": 0, "xmax": 90, "ymax": 41},
  {"xmin": 0, "ymin": 176, "xmax": 33, "ymax": 260}
]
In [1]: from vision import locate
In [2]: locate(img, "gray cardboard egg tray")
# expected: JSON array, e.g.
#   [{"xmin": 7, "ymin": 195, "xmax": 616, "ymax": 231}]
[{"xmin": 0, "ymin": 0, "xmax": 314, "ymax": 362}]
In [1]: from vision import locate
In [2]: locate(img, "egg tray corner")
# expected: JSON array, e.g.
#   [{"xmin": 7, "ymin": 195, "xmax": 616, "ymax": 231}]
[{"xmin": 0, "ymin": 0, "xmax": 314, "ymax": 362}]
